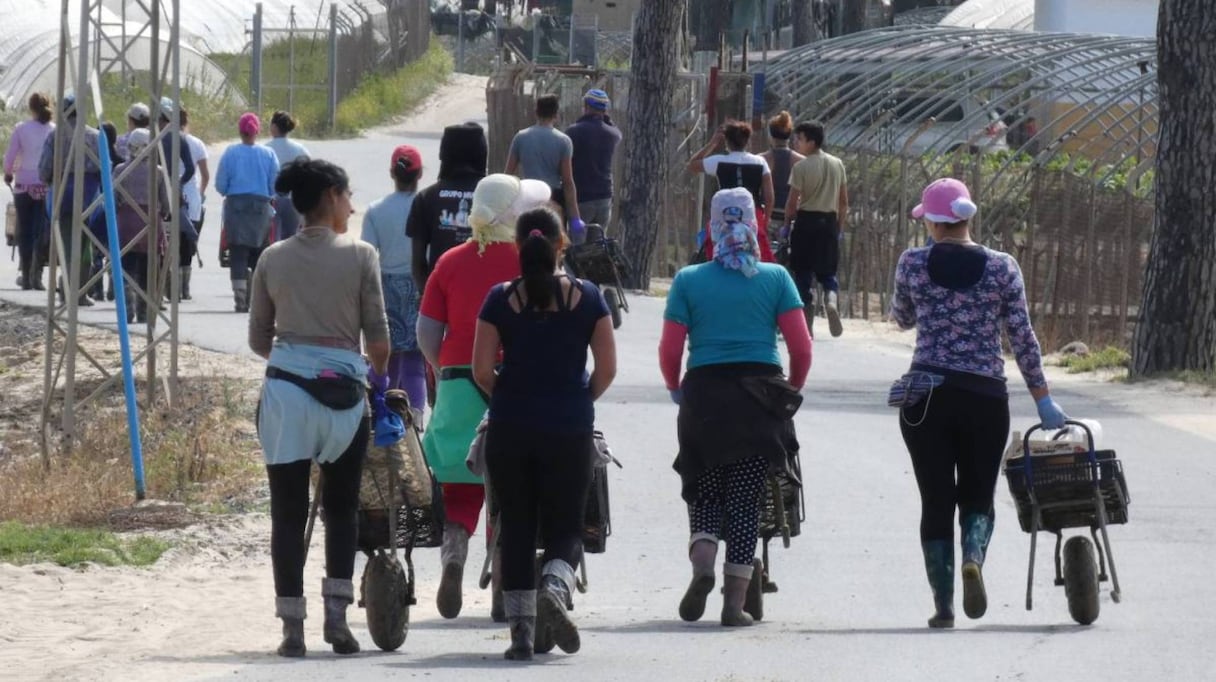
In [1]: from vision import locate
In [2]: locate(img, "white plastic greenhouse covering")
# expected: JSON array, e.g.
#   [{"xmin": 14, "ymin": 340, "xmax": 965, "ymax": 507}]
[
  {"xmin": 0, "ymin": 1, "xmax": 368, "ymax": 110},
  {"xmin": 940, "ymin": 0, "xmax": 1035, "ymax": 31}
]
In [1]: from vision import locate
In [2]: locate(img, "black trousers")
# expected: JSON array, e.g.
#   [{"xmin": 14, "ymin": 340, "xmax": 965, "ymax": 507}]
[
  {"xmin": 790, "ymin": 210, "xmax": 840, "ymax": 301},
  {"xmin": 899, "ymin": 386, "xmax": 1009, "ymax": 543},
  {"xmin": 266, "ymin": 418, "xmax": 370, "ymax": 598},
  {"xmin": 485, "ymin": 420, "xmax": 592, "ymax": 592},
  {"xmin": 13, "ymin": 192, "xmax": 47, "ymax": 280}
]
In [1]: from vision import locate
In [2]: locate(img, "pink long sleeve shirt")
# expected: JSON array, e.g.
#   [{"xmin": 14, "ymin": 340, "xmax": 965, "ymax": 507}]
[{"xmin": 3, "ymin": 120, "xmax": 54, "ymax": 191}]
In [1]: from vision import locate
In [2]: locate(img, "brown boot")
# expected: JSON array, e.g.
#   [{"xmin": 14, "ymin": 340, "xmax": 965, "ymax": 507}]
[{"xmin": 721, "ymin": 562, "xmax": 756, "ymax": 627}]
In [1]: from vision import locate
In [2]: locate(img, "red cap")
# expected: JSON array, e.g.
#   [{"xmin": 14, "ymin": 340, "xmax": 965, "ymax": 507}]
[{"xmin": 391, "ymin": 145, "xmax": 422, "ymax": 173}]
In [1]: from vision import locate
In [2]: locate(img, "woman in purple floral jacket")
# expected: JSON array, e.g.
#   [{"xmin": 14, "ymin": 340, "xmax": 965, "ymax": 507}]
[{"xmin": 890, "ymin": 178, "xmax": 1068, "ymax": 630}]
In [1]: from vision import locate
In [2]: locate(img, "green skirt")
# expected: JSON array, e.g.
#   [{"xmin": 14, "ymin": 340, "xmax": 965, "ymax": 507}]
[{"xmin": 422, "ymin": 368, "xmax": 487, "ymax": 484}]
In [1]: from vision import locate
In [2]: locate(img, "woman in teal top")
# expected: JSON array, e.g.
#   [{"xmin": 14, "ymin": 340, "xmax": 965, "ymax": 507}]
[{"xmin": 659, "ymin": 188, "xmax": 813, "ymax": 627}]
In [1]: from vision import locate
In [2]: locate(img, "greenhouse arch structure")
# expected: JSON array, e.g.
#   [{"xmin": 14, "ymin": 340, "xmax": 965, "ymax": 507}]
[{"xmin": 764, "ymin": 26, "xmax": 1158, "ymax": 347}]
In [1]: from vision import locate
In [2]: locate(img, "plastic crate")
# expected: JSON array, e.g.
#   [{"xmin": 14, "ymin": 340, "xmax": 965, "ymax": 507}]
[{"xmin": 1004, "ymin": 450, "xmax": 1130, "ymax": 533}]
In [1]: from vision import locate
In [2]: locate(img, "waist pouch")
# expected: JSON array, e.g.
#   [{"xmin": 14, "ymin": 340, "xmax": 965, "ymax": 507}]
[
  {"xmin": 741, "ymin": 375, "xmax": 803, "ymax": 420},
  {"xmin": 887, "ymin": 371, "xmax": 945, "ymax": 409},
  {"xmin": 266, "ymin": 366, "xmax": 366, "ymax": 410}
]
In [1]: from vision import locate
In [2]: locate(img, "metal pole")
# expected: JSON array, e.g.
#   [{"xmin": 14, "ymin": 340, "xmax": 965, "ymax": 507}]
[
  {"xmin": 328, "ymin": 4, "xmax": 338, "ymax": 131},
  {"xmin": 252, "ymin": 3, "xmax": 264, "ymax": 112},
  {"xmin": 63, "ymin": 0, "xmax": 93, "ymax": 435},
  {"xmin": 458, "ymin": 7, "xmax": 466, "ymax": 72},
  {"xmin": 289, "ymin": 7, "xmax": 296, "ymax": 114},
  {"xmin": 145, "ymin": 0, "xmax": 161, "ymax": 405},
  {"xmin": 169, "ymin": 0, "xmax": 182, "ymax": 403}
]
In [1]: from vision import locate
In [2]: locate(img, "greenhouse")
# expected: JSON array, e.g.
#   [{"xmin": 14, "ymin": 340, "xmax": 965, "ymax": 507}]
[
  {"xmin": 764, "ymin": 26, "xmax": 1158, "ymax": 347},
  {"xmin": 0, "ymin": 0, "xmax": 374, "ymax": 109}
]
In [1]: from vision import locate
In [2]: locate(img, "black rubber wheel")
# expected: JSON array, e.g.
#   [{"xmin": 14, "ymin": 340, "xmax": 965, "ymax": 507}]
[
  {"xmin": 604, "ymin": 287, "xmax": 623, "ymax": 329},
  {"xmin": 363, "ymin": 552, "xmax": 411, "ymax": 651},
  {"xmin": 1063, "ymin": 535, "xmax": 1101, "ymax": 626},
  {"xmin": 744, "ymin": 557, "xmax": 765, "ymax": 622}
]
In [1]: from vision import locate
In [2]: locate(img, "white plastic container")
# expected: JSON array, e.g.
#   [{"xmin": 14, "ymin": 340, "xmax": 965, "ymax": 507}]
[{"xmin": 1048, "ymin": 418, "xmax": 1104, "ymax": 452}]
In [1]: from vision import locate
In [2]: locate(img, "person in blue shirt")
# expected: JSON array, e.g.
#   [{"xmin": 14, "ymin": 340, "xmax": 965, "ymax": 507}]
[
  {"xmin": 361, "ymin": 145, "xmax": 425, "ymax": 413},
  {"xmin": 216, "ymin": 112, "xmax": 279, "ymax": 312},
  {"xmin": 565, "ymin": 89, "xmax": 622, "ymax": 240},
  {"xmin": 265, "ymin": 111, "xmax": 310, "ymax": 242},
  {"xmin": 659, "ymin": 187, "xmax": 812, "ymax": 628}
]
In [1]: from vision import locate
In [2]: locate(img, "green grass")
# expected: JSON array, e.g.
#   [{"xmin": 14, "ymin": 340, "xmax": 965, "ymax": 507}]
[
  {"xmin": 334, "ymin": 40, "xmax": 453, "ymax": 135},
  {"xmin": 1061, "ymin": 346, "xmax": 1132, "ymax": 374},
  {"xmin": 0, "ymin": 522, "xmax": 169, "ymax": 568}
]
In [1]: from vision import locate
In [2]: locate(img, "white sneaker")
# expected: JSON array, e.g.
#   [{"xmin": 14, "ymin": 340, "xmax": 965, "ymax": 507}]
[{"xmin": 826, "ymin": 291, "xmax": 843, "ymax": 338}]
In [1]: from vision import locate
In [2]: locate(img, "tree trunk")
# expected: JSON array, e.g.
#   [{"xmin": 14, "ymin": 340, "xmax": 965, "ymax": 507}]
[
  {"xmin": 792, "ymin": 0, "xmax": 817, "ymax": 47},
  {"xmin": 1132, "ymin": 0, "xmax": 1216, "ymax": 375},
  {"xmin": 841, "ymin": 0, "xmax": 868, "ymax": 35},
  {"xmin": 691, "ymin": 0, "xmax": 731, "ymax": 52},
  {"xmin": 620, "ymin": 0, "xmax": 687, "ymax": 290}
]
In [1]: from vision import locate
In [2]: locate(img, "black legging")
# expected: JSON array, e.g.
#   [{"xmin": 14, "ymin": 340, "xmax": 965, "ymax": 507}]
[
  {"xmin": 485, "ymin": 420, "xmax": 592, "ymax": 592},
  {"xmin": 266, "ymin": 418, "xmax": 369, "ymax": 598},
  {"xmin": 688, "ymin": 457, "xmax": 768, "ymax": 566},
  {"xmin": 899, "ymin": 386, "xmax": 1009, "ymax": 543},
  {"xmin": 13, "ymin": 192, "xmax": 47, "ymax": 281}
]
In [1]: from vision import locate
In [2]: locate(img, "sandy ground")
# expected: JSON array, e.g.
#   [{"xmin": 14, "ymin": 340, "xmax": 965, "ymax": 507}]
[{"xmin": 2, "ymin": 75, "xmax": 1216, "ymax": 681}]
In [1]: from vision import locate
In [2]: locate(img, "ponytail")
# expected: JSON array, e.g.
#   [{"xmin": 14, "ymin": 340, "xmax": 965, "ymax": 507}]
[{"xmin": 515, "ymin": 207, "xmax": 563, "ymax": 310}]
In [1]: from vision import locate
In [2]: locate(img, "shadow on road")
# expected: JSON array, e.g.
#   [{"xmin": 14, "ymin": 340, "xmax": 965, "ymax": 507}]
[
  {"xmin": 385, "ymin": 652, "xmax": 572, "ymax": 670},
  {"xmin": 802, "ymin": 623, "xmax": 1085, "ymax": 636}
]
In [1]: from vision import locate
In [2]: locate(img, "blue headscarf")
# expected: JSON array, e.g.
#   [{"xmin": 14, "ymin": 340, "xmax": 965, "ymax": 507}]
[{"xmin": 709, "ymin": 187, "xmax": 761, "ymax": 277}]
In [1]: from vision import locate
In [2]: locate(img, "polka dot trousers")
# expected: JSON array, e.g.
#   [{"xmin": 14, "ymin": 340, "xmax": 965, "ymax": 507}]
[{"xmin": 688, "ymin": 457, "xmax": 768, "ymax": 566}]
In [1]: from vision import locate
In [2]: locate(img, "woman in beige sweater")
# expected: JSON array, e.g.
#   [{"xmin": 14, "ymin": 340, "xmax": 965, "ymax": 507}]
[{"xmin": 248, "ymin": 157, "xmax": 390, "ymax": 658}]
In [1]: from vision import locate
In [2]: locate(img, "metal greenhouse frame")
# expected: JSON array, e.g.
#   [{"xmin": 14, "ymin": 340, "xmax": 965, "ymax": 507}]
[{"xmin": 764, "ymin": 26, "xmax": 1158, "ymax": 348}]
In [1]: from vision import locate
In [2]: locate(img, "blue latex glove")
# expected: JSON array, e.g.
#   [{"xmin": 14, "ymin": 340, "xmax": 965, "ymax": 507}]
[
  {"xmin": 779, "ymin": 223, "xmax": 791, "ymax": 240},
  {"xmin": 369, "ymin": 368, "xmax": 389, "ymax": 396},
  {"xmin": 669, "ymin": 389, "xmax": 682, "ymax": 405},
  {"xmin": 570, "ymin": 217, "xmax": 587, "ymax": 237},
  {"xmin": 371, "ymin": 390, "xmax": 406, "ymax": 447},
  {"xmin": 1036, "ymin": 395, "xmax": 1068, "ymax": 430}
]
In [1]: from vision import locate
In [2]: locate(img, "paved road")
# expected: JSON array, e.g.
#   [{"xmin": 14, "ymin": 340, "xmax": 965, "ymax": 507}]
[{"xmin": 2, "ymin": 103, "xmax": 1215, "ymax": 680}]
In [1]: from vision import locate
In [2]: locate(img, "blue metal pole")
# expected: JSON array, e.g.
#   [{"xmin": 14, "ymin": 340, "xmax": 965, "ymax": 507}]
[{"xmin": 97, "ymin": 128, "xmax": 147, "ymax": 500}]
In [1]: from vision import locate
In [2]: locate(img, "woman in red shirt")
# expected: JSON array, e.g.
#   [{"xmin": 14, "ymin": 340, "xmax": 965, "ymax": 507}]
[{"xmin": 416, "ymin": 173, "xmax": 552, "ymax": 622}]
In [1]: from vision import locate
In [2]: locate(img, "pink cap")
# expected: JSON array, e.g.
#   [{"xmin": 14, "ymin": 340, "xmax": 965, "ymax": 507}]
[
  {"xmin": 911, "ymin": 178, "xmax": 978, "ymax": 223},
  {"xmin": 238, "ymin": 112, "xmax": 261, "ymax": 137}
]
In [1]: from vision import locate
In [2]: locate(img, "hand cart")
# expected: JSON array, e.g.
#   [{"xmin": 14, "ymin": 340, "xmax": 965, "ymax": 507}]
[
  {"xmin": 355, "ymin": 390, "xmax": 444, "ymax": 651},
  {"xmin": 1003, "ymin": 420, "xmax": 1129, "ymax": 625},
  {"xmin": 564, "ymin": 224, "xmax": 630, "ymax": 329}
]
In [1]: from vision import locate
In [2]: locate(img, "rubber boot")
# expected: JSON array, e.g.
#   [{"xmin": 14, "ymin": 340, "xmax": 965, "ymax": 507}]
[
  {"xmin": 961, "ymin": 513, "xmax": 993, "ymax": 620},
  {"xmin": 232, "ymin": 279, "xmax": 249, "ymax": 313},
  {"xmin": 503, "ymin": 589, "xmax": 536, "ymax": 661},
  {"xmin": 275, "ymin": 596, "xmax": 307, "ymax": 658},
  {"xmin": 537, "ymin": 559, "xmax": 580, "ymax": 654},
  {"xmin": 437, "ymin": 522, "xmax": 469, "ymax": 619},
  {"xmin": 321, "ymin": 577, "xmax": 360, "ymax": 655},
  {"xmin": 18, "ymin": 260, "xmax": 32, "ymax": 291},
  {"xmin": 105, "ymin": 270, "xmax": 115, "ymax": 300},
  {"xmin": 922, "ymin": 540, "xmax": 955, "ymax": 629},
  {"xmin": 721, "ymin": 562, "xmax": 756, "ymax": 627},
  {"xmin": 31, "ymin": 265, "xmax": 45, "ymax": 290},
  {"xmin": 679, "ymin": 534, "xmax": 718, "ymax": 622},
  {"xmin": 826, "ymin": 290, "xmax": 843, "ymax": 337},
  {"xmin": 490, "ymin": 546, "xmax": 506, "ymax": 623},
  {"xmin": 180, "ymin": 266, "xmax": 192, "ymax": 301},
  {"xmin": 124, "ymin": 288, "xmax": 137, "ymax": 324},
  {"xmin": 88, "ymin": 261, "xmax": 104, "ymax": 300}
]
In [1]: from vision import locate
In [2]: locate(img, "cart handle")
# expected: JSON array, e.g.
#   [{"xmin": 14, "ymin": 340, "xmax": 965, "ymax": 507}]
[{"xmin": 1021, "ymin": 420, "xmax": 1101, "ymax": 493}]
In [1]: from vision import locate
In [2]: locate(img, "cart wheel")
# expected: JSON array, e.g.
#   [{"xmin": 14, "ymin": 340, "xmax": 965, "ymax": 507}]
[
  {"xmin": 1063, "ymin": 536, "xmax": 1101, "ymax": 626},
  {"xmin": 363, "ymin": 551, "xmax": 411, "ymax": 651},
  {"xmin": 744, "ymin": 558, "xmax": 765, "ymax": 622},
  {"xmin": 604, "ymin": 287, "xmax": 623, "ymax": 329}
]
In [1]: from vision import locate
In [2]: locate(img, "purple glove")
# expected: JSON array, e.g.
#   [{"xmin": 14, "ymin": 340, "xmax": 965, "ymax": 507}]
[
  {"xmin": 369, "ymin": 368, "xmax": 389, "ymax": 395},
  {"xmin": 779, "ymin": 223, "xmax": 791, "ymax": 240},
  {"xmin": 570, "ymin": 217, "xmax": 587, "ymax": 236},
  {"xmin": 669, "ymin": 389, "xmax": 682, "ymax": 405}
]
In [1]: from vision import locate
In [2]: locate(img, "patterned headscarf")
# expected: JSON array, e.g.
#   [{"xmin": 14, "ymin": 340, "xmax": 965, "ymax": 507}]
[{"xmin": 709, "ymin": 187, "xmax": 761, "ymax": 277}]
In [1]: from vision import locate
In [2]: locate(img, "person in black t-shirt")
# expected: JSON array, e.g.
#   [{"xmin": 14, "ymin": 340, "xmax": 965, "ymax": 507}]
[{"xmin": 407, "ymin": 122, "xmax": 488, "ymax": 292}]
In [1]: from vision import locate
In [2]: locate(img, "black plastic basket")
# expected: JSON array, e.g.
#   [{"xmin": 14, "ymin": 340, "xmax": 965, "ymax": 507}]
[
  {"xmin": 1004, "ymin": 449, "xmax": 1130, "ymax": 533},
  {"xmin": 357, "ymin": 474, "xmax": 446, "ymax": 553},
  {"xmin": 582, "ymin": 465, "xmax": 611, "ymax": 554},
  {"xmin": 566, "ymin": 238, "xmax": 629, "ymax": 286}
]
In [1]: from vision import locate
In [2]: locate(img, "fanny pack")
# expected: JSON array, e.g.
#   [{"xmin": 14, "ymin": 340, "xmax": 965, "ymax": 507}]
[
  {"xmin": 21, "ymin": 184, "xmax": 48, "ymax": 201},
  {"xmin": 266, "ymin": 366, "xmax": 366, "ymax": 410},
  {"xmin": 887, "ymin": 371, "xmax": 945, "ymax": 409},
  {"xmin": 741, "ymin": 375, "xmax": 803, "ymax": 420}
]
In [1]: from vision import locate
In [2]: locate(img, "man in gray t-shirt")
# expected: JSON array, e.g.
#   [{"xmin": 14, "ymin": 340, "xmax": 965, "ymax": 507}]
[{"xmin": 506, "ymin": 93, "xmax": 583, "ymax": 234}]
